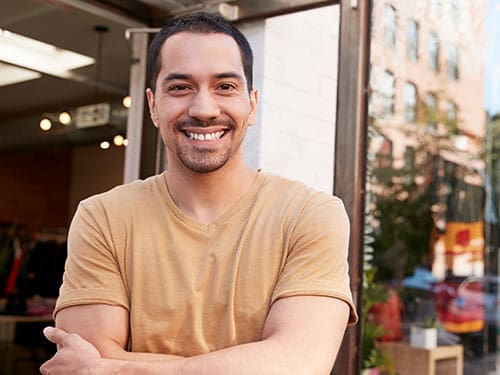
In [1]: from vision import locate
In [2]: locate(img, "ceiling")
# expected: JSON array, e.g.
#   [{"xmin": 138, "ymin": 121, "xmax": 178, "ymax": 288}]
[{"xmin": 0, "ymin": 0, "xmax": 335, "ymax": 150}]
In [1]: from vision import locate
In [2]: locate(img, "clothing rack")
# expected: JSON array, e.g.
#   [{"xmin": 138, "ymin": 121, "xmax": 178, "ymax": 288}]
[{"xmin": 34, "ymin": 227, "xmax": 67, "ymax": 245}]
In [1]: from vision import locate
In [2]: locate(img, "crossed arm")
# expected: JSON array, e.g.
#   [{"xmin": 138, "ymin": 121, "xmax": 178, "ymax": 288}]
[{"xmin": 40, "ymin": 295, "xmax": 350, "ymax": 375}]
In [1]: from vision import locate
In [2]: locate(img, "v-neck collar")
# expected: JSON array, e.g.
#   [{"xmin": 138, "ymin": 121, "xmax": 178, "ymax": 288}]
[{"xmin": 157, "ymin": 170, "xmax": 266, "ymax": 232}]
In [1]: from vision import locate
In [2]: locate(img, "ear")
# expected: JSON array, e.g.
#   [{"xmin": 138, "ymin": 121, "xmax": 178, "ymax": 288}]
[
  {"xmin": 146, "ymin": 88, "xmax": 159, "ymax": 128},
  {"xmin": 247, "ymin": 89, "xmax": 259, "ymax": 126}
]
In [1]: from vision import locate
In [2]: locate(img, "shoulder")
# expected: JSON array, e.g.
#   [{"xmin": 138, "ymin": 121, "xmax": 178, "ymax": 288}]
[
  {"xmin": 259, "ymin": 172, "xmax": 347, "ymax": 215},
  {"xmin": 78, "ymin": 173, "xmax": 165, "ymax": 215},
  {"xmin": 253, "ymin": 172, "xmax": 349, "ymax": 236}
]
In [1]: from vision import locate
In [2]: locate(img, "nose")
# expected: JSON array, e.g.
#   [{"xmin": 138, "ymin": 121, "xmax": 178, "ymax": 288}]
[{"xmin": 188, "ymin": 89, "xmax": 221, "ymax": 120}]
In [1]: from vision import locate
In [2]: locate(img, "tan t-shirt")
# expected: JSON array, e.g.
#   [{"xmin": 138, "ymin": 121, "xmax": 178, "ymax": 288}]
[{"xmin": 55, "ymin": 171, "xmax": 358, "ymax": 356}]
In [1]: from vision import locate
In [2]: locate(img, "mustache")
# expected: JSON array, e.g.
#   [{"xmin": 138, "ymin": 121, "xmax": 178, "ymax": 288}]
[{"xmin": 175, "ymin": 117, "xmax": 235, "ymax": 130}]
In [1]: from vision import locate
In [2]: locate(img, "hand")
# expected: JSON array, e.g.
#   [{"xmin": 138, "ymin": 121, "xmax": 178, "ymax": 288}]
[{"xmin": 40, "ymin": 326, "xmax": 103, "ymax": 375}]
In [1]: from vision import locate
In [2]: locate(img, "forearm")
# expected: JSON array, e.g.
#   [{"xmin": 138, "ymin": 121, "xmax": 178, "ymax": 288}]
[
  {"xmin": 103, "ymin": 347, "xmax": 183, "ymax": 362},
  {"xmin": 98, "ymin": 337, "xmax": 316, "ymax": 375},
  {"xmin": 44, "ymin": 297, "xmax": 349, "ymax": 375}
]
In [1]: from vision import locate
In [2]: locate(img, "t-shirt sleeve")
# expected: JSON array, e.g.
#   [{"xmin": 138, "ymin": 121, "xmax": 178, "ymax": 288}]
[
  {"xmin": 271, "ymin": 195, "xmax": 358, "ymax": 325},
  {"xmin": 54, "ymin": 199, "xmax": 129, "ymax": 317}
]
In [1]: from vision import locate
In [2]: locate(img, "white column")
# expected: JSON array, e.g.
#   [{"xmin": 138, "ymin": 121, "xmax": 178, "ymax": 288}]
[{"xmin": 123, "ymin": 32, "xmax": 148, "ymax": 183}]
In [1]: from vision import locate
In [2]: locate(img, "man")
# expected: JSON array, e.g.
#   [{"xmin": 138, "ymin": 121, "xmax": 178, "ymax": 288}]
[{"xmin": 40, "ymin": 12, "xmax": 357, "ymax": 374}]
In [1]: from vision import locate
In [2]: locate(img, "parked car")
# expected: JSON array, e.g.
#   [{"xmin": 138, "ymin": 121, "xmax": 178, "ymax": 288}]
[{"xmin": 435, "ymin": 275, "xmax": 500, "ymax": 333}]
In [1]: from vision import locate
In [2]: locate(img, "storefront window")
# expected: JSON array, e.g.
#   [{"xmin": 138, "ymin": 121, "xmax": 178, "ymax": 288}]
[{"xmin": 366, "ymin": 0, "xmax": 499, "ymax": 374}]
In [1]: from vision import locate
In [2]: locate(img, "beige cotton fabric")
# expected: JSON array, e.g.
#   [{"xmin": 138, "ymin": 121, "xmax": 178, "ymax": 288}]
[{"xmin": 55, "ymin": 171, "xmax": 358, "ymax": 356}]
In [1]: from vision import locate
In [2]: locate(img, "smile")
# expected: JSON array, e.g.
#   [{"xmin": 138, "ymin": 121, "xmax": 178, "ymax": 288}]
[{"xmin": 185, "ymin": 131, "xmax": 225, "ymax": 141}]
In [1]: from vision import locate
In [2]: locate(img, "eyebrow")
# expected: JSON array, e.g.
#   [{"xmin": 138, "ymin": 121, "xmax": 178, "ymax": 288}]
[
  {"xmin": 161, "ymin": 71, "xmax": 245, "ymax": 86},
  {"xmin": 162, "ymin": 73, "xmax": 192, "ymax": 85},
  {"xmin": 214, "ymin": 71, "xmax": 245, "ymax": 83}
]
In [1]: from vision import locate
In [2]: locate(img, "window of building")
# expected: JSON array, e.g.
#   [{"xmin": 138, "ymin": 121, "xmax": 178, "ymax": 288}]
[
  {"xmin": 374, "ymin": 136, "xmax": 393, "ymax": 169},
  {"xmin": 381, "ymin": 70, "xmax": 395, "ymax": 114},
  {"xmin": 425, "ymin": 93, "xmax": 438, "ymax": 131},
  {"xmin": 406, "ymin": 19, "xmax": 419, "ymax": 61},
  {"xmin": 384, "ymin": 4, "xmax": 397, "ymax": 49},
  {"xmin": 428, "ymin": 31, "xmax": 440, "ymax": 71},
  {"xmin": 446, "ymin": 100, "xmax": 459, "ymax": 133},
  {"xmin": 447, "ymin": 44, "xmax": 459, "ymax": 79},
  {"xmin": 404, "ymin": 82, "xmax": 418, "ymax": 122}
]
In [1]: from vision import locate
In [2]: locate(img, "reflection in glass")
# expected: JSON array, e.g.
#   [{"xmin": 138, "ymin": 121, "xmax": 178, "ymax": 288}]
[
  {"xmin": 384, "ymin": 4, "xmax": 396, "ymax": 49},
  {"xmin": 404, "ymin": 82, "xmax": 417, "ymax": 123},
  {"xmin": 447, "ymin": 44, "xmax": 459, "ymax": 80},
  {"xmin": 428, "ymin": 31, "xmax": 439, "ymax": 71},
  {"xmin": 366, "ymin": 0, "xmax": 498, "ymax": 373},
  {"xmin": 406, "ymin": 19, "xmax": 419, "ymax": 61}
]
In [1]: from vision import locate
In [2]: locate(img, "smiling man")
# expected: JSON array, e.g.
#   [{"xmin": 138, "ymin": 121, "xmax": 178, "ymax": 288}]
[{"xmin": 40, "ymin": 12, "xmax": 357, "ymax": 374}]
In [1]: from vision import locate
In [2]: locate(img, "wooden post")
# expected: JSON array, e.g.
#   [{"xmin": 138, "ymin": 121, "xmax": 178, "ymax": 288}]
[{"xmin": 332, "ymin": 0, "xmax": 370, "ymax": 374}]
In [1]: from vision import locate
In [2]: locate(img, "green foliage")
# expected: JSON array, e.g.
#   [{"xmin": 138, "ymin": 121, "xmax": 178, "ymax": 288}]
[
  {"xmin": 361, "ymin": 268, "xmax": 394, "ymax": 373},
  {"xmin": 368, "ymin": 91, "xmax": 465, "ymax": 284},
  {"xmin": 371, "ymin": 166, "xmax": 433, "ymax": 283}
]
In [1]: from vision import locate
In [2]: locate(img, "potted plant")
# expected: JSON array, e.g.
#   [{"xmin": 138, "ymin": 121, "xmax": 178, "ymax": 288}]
[
  {"xmin": 361, "ymin": 268, "xmax": 394, "ymax": 375},
  {"xmin": 410, "ymin": 317, "xmax": 438, "ymax": 349}
]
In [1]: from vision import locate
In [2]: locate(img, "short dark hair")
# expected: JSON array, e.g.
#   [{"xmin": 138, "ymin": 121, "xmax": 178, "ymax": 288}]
[{"xmin": 147, "ymin": 12, "xmax": 253, "ymax": 93}]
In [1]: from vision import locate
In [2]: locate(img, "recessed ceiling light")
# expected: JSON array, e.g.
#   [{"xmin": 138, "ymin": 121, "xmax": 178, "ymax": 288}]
[
  {"xmin": 113, "ymin": 134, "xmax": 125, "ymax": 146},
  {"xmin": 39, "ymin": 118, "xmax": 52, "ymax": 131},
  {"xmin": 58, "ymin": 111, "xmax": 72, "ymax": 125},
  {"xmin": 100, "ymin": 141, "xmax": 110, "ymax": 149},
  {"xmin": 122, "ymin": 96, "xmax": 131, "ymax": 108}
]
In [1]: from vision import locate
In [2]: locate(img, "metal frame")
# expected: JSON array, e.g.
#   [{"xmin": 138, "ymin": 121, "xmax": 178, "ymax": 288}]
[{"xmin": 332, "ymin": 0, "xmax": 370, "ymax": 373}]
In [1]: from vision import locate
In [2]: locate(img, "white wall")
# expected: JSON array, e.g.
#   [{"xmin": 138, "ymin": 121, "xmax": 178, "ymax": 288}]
[{"xmin": 240, "ymin": 5, "xmax": 340, "ymax": 193}]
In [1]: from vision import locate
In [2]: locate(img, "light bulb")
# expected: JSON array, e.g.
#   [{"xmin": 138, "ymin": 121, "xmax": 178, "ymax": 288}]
[
  {"xmin": 113, "ymin": 134, "xmax": 124, "ymax": 146},
  {"xmin": 58, "ymin": 111, "xmax": 72, "ymax": 125},
  {"xmin": 122, "ymin": 96, "xmax": 131, "ymax": 108},
  {"xmin": 123, "ymin": 138, "xmax": 129, "ymax": 146},
  {"xmin": 39, "ymin": 118, "xmax": 52, "ymax": 131},
  {"xmin": 100, "ymin": 141, "xmax": 110, "ymax": 149}
]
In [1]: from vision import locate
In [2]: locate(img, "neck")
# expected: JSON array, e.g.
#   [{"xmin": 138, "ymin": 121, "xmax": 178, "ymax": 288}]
[{"xmin": 164, "ymin": 161, "xmax": 257, "ymax": 224}]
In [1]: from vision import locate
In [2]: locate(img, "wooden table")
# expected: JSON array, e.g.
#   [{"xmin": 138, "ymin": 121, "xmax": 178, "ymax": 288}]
[{"xmin": 377, "ymin": 342, "xmax": 463, "ymax": 375}]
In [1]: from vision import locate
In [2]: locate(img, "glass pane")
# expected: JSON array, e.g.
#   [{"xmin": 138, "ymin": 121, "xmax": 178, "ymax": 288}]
[
  {"xmin": 384, "ymin": 4, "xmax": 397, "ymax": 48},
  {"xmin": 365, "ymin": 1, "xmax": 500, "ymax": 373},
  {"xmin": 406, "ymin": 19, "xmax": 419, "ymax": 61}
]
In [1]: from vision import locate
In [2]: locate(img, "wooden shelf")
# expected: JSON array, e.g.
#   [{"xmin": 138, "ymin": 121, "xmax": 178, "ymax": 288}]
[{"xmin": 377, "ymin": 342, "xmax": 463, "ymax": 375}]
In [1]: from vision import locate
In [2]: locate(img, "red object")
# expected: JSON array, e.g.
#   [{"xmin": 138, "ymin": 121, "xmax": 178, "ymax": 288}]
[
  {"xmin": 455, "ymin": 229, "xmax": 471, "ymax": 247},
  {"xmin": 370, "ymin": 290, "xmax": 403, "ymax": 341},
  {"xmin": 435, "ymin": 278, "xmax": 484, "ymax": 333},
  {"xmin": 5, "ymin": 252, "xmax": 22, "ymax": 295}
]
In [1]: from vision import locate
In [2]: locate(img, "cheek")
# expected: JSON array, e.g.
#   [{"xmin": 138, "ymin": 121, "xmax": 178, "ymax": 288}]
[{"xmin": 159, "ymin": 100, "xmax": 188, "ymax": 123}]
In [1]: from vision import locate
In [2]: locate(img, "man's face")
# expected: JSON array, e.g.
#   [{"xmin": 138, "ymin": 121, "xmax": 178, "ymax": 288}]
[{"xmin": 146, "ymin": 32, "xmax": 258, "ymax": 173}]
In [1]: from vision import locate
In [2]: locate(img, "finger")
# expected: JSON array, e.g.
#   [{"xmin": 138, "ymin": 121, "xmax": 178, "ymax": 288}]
[
  {"xmin": 40, "ymin": 359, "xmax": 51, "ymax": 375},
  {"xmin": 43, "ymin": 326, "xmax": 68, "ymax": 345}
]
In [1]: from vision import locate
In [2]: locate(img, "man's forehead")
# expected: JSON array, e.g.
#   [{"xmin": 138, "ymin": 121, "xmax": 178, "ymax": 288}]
[
  {"xmin": 161, "ymin": 31, "xmax": 240, "ymax": 54},
  {"xmin": 158, "ymin": 32, "xmax": 245, "ymax": 77}
]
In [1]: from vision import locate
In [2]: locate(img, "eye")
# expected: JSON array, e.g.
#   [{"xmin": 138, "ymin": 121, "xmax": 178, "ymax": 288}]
[
  {"xmin": 218, "ymin": 83, "xmax": 237, "ymax": 91},
  {"xmin": 168, "ymin": 84, "xmax": 189, "ymax": 92}
]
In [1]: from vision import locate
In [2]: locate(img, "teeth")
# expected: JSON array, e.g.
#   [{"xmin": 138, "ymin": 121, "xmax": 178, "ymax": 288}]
[{"xmin": 186, "ymin": 131, "xmax": 224, "ymax": 141}]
